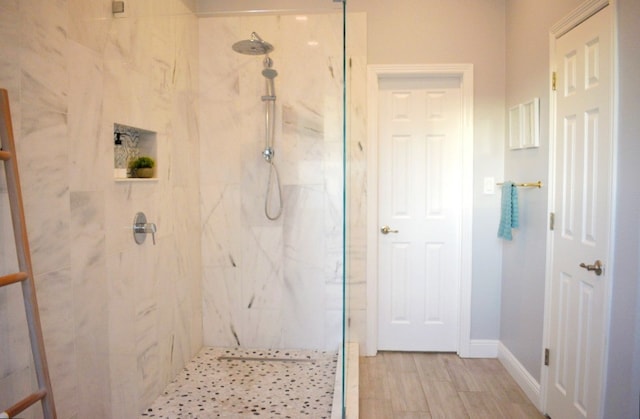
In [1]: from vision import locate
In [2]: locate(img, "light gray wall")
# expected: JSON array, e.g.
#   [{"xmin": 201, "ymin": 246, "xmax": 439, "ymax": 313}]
[
  {"xmin": 503, "ymin": 0, "xmax": 583, "ymax": 382},
  {"xmin": 348, "ymin": 0, "xmax": 507, "ymax": 341},
  {"xmin": 505, "ymin": 0, "xmax": 640, "ymax": 415},
  {"xmin": 605, "ymin": 0, "xmax": 640, "ymax": 417}
]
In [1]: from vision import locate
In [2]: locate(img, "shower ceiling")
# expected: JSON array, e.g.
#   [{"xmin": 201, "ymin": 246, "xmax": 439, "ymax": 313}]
[{"xmin": 194, "ymin": 0, "xmax": 343, "ymax": 15}]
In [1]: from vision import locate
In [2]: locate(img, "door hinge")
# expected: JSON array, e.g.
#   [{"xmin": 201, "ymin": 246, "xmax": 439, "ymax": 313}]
[
  {"xmin": 549, "ymin": 212, "xmax": 555, "ymax": 230},
  {"xmin": 544, "ymin": 348, "xmax": 550, "ymax": 366},
  {"xmin": 552, "ymin": 72, "xmax": 557, "ymax": 91}
]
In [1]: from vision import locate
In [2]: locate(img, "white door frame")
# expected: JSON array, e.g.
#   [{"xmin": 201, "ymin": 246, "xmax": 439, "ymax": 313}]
[
  {"xmin": 365, "ymin": 64, "xmax": 474, "ymax": 357},
  {"xmin": 541, "ymin": 0, "xmax": 616, "ymax": 414}
]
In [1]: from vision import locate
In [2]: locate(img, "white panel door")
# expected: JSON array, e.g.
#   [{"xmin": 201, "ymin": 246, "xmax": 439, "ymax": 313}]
[
  {"xmin": 377, "ymin": 75, "xmax": 462, "ymax": 352},
  {"xmin": 547, "ymin": 6, "xmax": 612, "ymax": 418}
]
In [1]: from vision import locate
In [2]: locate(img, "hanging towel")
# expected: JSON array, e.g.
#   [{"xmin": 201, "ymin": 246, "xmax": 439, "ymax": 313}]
[{"xmin": 497, "ymin": 181, "xmax": 519, "ymax": 240}]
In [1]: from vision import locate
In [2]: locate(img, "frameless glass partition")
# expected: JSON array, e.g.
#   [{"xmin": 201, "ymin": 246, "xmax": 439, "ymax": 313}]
[{"xmin": 197, "ymin": 0, "xmax": 358, "ymax": 416}]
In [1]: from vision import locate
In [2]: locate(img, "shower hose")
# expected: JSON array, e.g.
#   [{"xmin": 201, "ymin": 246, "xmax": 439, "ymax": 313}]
[{"xmin": 265, "ymin": 159, "xmax": 283, "ymax": 220}]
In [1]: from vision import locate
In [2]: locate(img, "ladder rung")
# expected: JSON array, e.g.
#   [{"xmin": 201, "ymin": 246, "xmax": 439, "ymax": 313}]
[
  {"xmin": 0, "ymin": 149, "xmax": 11, "ymax": 160},
  {"xmin": 2, "ymin": 389, "xmax": 47, "ymax": 418},
  {"xmin": 0, "ymin": 272, "xmax": 28, "ymax": 287}
]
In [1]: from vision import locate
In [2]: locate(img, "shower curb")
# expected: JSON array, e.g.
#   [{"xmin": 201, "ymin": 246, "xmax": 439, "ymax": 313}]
[{"xmin": 331, "ymin": 342, "xmax": 359, "ymax": 419}]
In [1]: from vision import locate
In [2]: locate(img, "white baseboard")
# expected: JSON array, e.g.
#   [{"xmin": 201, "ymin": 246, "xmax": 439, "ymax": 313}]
[
  {"xmin": 466, "ymin": 339, "xmax": 499, "ymax": 358},
  {"xmin": 497, "ymin": 341, "xmax": 541, "ymax": 409}
]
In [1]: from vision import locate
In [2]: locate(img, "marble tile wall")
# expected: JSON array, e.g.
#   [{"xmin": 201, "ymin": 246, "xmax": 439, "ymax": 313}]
[
  {"xmin": 344, "ymin": 15, "xmax": 369, "ymax": 354},
  {"xmin": 199, "ymin": 13, "xmax": 367, "ymax": 352},
  {"xmin": 0, "ymin": 3, "xmax": 366, "ymax": 417},
  {"xmin": 0, "ymin": 1, "xmax": 201, "ymax": 418}
]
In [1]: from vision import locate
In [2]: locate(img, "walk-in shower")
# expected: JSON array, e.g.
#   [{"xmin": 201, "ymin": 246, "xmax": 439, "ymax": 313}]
[
  {"xmin": 198, "ymin": 11, "xmax": 353, "ymax": 417},
  {"xmin": 233, "ymin": 32, "xmax": 283, "ymax": 220}
]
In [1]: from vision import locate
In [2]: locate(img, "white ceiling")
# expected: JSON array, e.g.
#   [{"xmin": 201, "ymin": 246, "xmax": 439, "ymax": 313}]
[{"xmin": 195, "ymin": 0, "xmax": 343, "ymax": 15}]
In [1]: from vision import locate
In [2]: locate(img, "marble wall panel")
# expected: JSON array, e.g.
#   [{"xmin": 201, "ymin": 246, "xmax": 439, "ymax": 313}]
[
  {"xmin": 0, "ymin": 1, "xmax": 201, "ymax": 417},
  {"xmin": 200, "ymin": 183, "xmax": 243, "ymax": 267},
  {"xmin": 18, "ymin": 106, "xmax": 70, "ymax": 277},
  {"xmin": 68, "ymin": 41, "xmax": 107, "ymax": 192},
  {"xmin": 0, "ymin": 1, "xmax": 20, "ymax": 113},
  {"xmin": 199, "ymin": 13, "xmax": 363, "ymax": 352},
  {"xmin": 281, "ymin": 267, "xmax": 326, "ymax": 349},
  {"xmin": 35, "ymin": 269, "xmax": 78, "ymax": 419},
  {"xmin": 70, "ymin": 191, "xmax": 110, "ymax": 418},
  {"xmin": 0, "ymin": 16, "xmax": 33, "ymax": 399},
  {"xmin": 108, "ymin": 352, "xmax": 138, "ymax": 418},
  {"xmin": 19, "ymin": 0, "xmax": 68, "ymax": 115},
  {"xmin": 202, "ymin": 265, "xmax": 241, "ymax": 346},
  {"xmin": 0, "ymin": 283, "xmax": 32, "ymax": 411},
  {"xmin": 242, "ymin": 225, "xmax": 283, "ymax": 311},
  {"xmin": 344, "ymin": 15, "xmax": 368, "ymax": 348},
  {"xmin": 0, "ymin": 365, "xmax": 37, "ymax": 419},
  {"xmin": 67, "ymin": 0, "xmax": 111, "ymax": 55},
  {"xmin": 243, "ymin": 308, "xmax": 283, "ymax": 348},
  {"xmin": 136, "ymin": 299, "xmax": 161, "ymax": 409}
]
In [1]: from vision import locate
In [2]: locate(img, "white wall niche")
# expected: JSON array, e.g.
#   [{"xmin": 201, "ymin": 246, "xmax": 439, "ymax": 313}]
[{"xmin": 113, "ymin": 123, "xmax": 158, "ymax": 180}]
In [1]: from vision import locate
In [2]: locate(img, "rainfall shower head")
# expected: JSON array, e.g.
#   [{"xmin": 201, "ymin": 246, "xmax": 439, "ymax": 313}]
[{"xmin": 232, "ymin": 32, "xmax": 274, "ymax": 55}]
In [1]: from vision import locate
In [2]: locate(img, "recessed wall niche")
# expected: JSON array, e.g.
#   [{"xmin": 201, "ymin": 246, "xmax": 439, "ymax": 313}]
[{"xmin": 113, "ymin": 123, "xmax": 157, "ymax": 179}]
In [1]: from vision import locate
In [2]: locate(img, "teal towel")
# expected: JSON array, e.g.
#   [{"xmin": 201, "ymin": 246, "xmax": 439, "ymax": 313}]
[{"xmin": 498, "ymin": 181, "xmax": 519, "ymax": 240}]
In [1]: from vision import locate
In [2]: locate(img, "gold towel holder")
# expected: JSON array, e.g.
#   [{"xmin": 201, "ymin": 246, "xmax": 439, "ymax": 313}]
[{"xmin": 496, "ymin": 181, "xmax": 543, "ymax": 189}]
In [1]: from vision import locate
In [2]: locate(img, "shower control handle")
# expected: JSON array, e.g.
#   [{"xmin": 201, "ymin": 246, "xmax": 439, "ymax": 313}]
[{"xmin": 133, "ymin": 212, "xmax": 157, "ymax": 245}]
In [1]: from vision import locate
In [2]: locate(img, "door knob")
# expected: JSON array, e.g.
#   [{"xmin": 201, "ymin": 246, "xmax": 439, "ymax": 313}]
[
  {"xmin": 579, "ymin": 260, "xmax": 603, "ymax": 276},
  {"xmin": 380, "ymin": 225, "xmax": 399, "ymax": 235}
]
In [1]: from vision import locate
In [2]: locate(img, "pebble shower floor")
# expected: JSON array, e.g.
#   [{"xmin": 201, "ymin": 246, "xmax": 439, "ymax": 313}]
[{"xmin": 140, "ymin": 347, "xmax": 338, "ymax": 418}]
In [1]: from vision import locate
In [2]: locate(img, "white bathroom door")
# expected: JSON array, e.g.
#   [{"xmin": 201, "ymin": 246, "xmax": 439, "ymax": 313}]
[
  {"xmin": 377, "ymin": 75, "xmax": 462, "ymax": 352},
  {"xmin": 546, "ymin": 6, "xmax": 613, "ymax": 418}
]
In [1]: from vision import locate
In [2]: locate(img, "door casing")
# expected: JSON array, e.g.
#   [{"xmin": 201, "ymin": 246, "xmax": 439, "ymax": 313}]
[
  {"xmin": 541, "ymin": 0, "xmax": 616, "ymax": 415},
  {"xmin": 365, "ymin": 64, "xmax": 474, "ymax": 357}
]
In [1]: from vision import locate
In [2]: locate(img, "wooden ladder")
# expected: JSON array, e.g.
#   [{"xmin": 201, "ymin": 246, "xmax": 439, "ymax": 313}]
[{"xmin": 0, "ymin": 89, "xmax": 56, "ymax": 418}]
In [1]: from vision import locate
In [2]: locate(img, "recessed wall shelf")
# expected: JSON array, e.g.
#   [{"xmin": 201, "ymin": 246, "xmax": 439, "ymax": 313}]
[{"xmin": 113, "ymin": 123, "xmax": 157, "ymax": 180}]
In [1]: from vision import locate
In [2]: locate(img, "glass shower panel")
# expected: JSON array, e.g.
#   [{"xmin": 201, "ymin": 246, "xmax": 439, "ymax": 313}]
[
  {"xmin": 199, "ymin": 9, "xmax": 344, "ymax": 352},
  {"xmin": 197, "ymin": 1, "xmax": 351, "ymax": 416}
]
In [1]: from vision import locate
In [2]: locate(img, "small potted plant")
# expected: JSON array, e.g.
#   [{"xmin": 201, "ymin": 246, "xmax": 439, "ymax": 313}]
[{"xmin": 128, "ymin": 156, "xmax": 155, "ymax": 178}]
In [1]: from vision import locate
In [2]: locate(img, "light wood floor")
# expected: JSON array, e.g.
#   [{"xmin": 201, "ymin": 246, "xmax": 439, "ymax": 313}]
[{"xmin": 359, "ymin": 352, "xmax": 545, "ymax": 419}]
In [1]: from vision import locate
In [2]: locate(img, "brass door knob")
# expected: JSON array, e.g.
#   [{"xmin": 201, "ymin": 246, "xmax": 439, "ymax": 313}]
[
  {"xmin": 380, "ymin": 226, "xmax": 399, "ymax": 235},
  {"xmin": 579, "ymin": 260, "xmax": 603, "ymax": 276}
]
